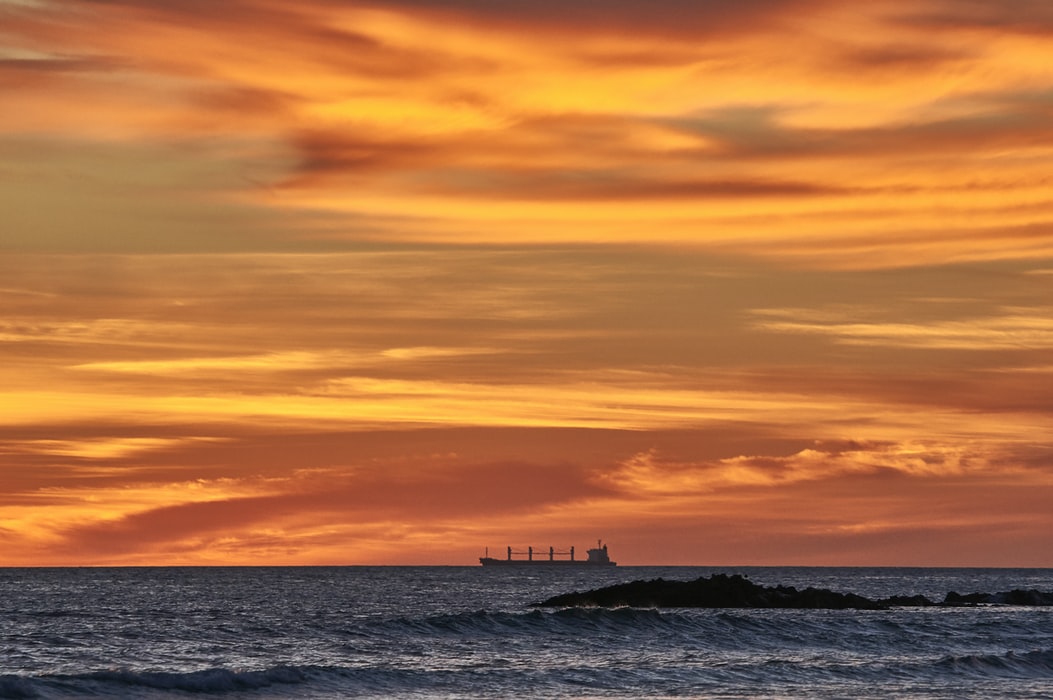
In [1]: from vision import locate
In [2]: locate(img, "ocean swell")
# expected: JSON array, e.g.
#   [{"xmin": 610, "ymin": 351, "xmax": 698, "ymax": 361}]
[
  {"xmin": 934, "ymin": 648, "xmax": 1053, "ymax": 679},
  {"xmin": 0, "ymin": 666, "xmax": 308, "ymax": 699}
]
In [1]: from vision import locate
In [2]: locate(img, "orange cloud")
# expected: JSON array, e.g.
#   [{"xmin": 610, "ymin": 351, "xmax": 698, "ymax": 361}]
[
  {"xmin": 753, "ymin": 306, "xmax": 1053, "ymax": 350},
  {"xmin": 2, "ymin": 0, "xmax": 1052, "ymax": 565},
  {"xmin": 3, "ymin": 0, "xmax": 1052, "ymax": 263}
]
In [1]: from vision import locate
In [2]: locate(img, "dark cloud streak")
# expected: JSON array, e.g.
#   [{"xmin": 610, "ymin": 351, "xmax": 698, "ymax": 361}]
[
  {"xmin": 53, "ymin": 457, "xmax": 607, "ymax": 556},
  {"xmin": 892, "ymin": 0, "xmax": 1053, "ymax": 35},
  {"xmin": 349, "ymin": 0, "xmax": 834, "ymax": 38}
]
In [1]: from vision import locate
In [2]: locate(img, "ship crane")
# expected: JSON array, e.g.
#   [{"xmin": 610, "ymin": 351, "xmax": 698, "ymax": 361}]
[{"xmin": 505, "ymin": 546, "xmax": 575, "ymax": 561}]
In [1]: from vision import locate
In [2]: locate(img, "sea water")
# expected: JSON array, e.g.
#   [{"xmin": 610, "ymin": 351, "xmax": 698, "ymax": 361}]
[{"xmin": 1, "ymin": 566, "xmax": 1051, "ymax": 698}]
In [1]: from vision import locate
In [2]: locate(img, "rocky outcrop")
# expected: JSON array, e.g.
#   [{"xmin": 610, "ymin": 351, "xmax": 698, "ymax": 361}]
[
  {"xmin": 536, "ymin": 574, "xmax": 887, "ymax": 609},
  {"xmin": 943, "ymin": 589, "xmax": 1053, "ymax": 606},
  {"xmin": 534, "ymin": 574, "xmax": 1053, "ymax": 609}
]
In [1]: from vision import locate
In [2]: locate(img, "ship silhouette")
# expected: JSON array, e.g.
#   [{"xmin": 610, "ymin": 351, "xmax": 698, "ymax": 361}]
[{"xmin": 479, "ymin": 540, "xmax": 616, "ymax": 566}]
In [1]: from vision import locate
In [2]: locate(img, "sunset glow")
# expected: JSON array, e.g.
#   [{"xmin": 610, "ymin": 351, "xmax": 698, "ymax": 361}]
[{"xmin": 1, "ymin": 0, "xmax": 1051, "ymax": 566}]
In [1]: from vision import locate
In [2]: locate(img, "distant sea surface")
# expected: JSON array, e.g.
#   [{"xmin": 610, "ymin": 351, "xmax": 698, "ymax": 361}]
[{"xmin": 2, "ymin": 566, "xmax": 1052, "ymax": 698}]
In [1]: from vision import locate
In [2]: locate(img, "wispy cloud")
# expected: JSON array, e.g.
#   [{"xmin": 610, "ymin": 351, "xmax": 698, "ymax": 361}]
[
  {"xmin": 5, "ymin": 437, "xmax": 229, "ymax": 460},
  {"xmin": 3, "ymin": 0, "xmax": 1052, "ymax": 261},
  {"xmin": 754, "ymin": 306, "xmax": 1053, "ymax": 349},
  {"xmin": 1, "ymin": 0, "xmax": 1051, "ymax": 565},
  {"xmin": 599, "ymin": 438, "xmax": 1037, "ymax": 497}
]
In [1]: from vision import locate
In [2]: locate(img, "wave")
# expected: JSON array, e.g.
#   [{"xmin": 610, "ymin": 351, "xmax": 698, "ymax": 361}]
[
  {"xmin": 372, "ymin": 607, "xmax": 1051, "ymax": 651},
  {"xmin": 374, "ymin": 607, "xmax": 916, "ymax": 646},
  {"xmin": 0, "ymin": 666, "xmax": 308, "ymax": 699},
  {"xmin": 0, "ymin": 665, "xmax": 660, "ymax": 699},
  {"xmin": 0, "ymin": 676, "xmax": 36, "ymax": 700},
  {"xmin": 382, "ymin": 607, "xmax": 663, "ymax": 635},
  {"xmin": 5, "ymin": 610, "xmax": 1051, "ymax": 698},
  {"xmin": 5, "ymin": 650, "xmax": 1052, "ymax": 699},
  {"xmin": 933, "ymin": 648, "xmax": 1053, "ymax": 679}
]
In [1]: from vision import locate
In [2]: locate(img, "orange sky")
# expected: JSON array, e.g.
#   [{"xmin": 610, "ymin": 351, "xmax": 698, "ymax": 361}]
[{"xmin": 1, "ymin": 0, "xmax": 1051, "ymax": 566}]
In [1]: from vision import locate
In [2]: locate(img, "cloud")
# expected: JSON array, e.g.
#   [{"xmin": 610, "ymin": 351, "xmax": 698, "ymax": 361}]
[
  {"xmin": 353, "ymin": 0, "xmax": 831, "ymax": 39},
  {"xmin": 29, "ymin": 433, "xmax": 1045, "ymax": 564},
  {"xmin": 0, "ymin": 55, "xmax": 124, "ymax": 82},
  {"xmin": 892, "ymin": 0, "xmax": 1053, "ymax": 35},
  {"xmin": 837, "ymin": 43, "xmax": 975, "ymax": 72},
  {"xmin": 71, "ymin": 347, "xmax": 500, "ymax": 375},
  {"xmin": 0, "ymin": 318, "xmax": 181, "ymax": 345},
  {"xmin": 3, "ymin": 416, "xmax": 1050, "ymax": 564},
  {"xmin": 72, "ymin": 351, "xmax": 362, "ymax": 375},
  {"xmin": 57, "ymin": 0, "xmax": 829, "ymax": 42},
  {"xmin": 406, "ymin": 171, "xmax": 850, "ymax": 202},
  {"xmin": 753, "ymin": 306, "xmax": 1053, "ymax": 350},
  {"xmin": 6, "ymin": 436, "xmax": 228, "ymax": 460},
  {"xmin": 2, "ymin": 0, "xmax": 1052, "ymax": 565},
  {"xmin": 4, "ymin": 0, "xmax": 1052, "ymax": 259},
  {"xmin": 597, "ymin": 439, "xmax": 1015, "ymax": 498},
  {"xmin": 42, "ymin": 456, "xmax": 605, "ymax": 560},
  {"xmin": 670, "ymin": 102, "xmax": 1053, "ymax": 161}
]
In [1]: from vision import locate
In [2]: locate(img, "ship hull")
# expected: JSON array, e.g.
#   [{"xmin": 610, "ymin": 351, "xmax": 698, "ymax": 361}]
[{"xmin": 479, "ymin": 558, "xmax": 616, "ymax": 566}]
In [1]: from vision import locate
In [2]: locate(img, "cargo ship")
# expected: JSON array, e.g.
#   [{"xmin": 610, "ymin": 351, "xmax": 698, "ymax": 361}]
[{"xmin": 479, "ymin": 540, "xmax": 616, "ymax": 566}]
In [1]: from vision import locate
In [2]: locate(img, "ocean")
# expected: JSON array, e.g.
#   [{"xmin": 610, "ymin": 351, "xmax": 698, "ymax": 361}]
[{"xmin": 1, "ymin": 566, "xmax": 1051, "ymax": 698}]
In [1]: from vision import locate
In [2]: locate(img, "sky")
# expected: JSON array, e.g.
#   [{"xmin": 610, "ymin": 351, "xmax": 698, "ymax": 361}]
[{"xmin": 1, "ymin": 0, "xmax": 1051, "ymax": 566}]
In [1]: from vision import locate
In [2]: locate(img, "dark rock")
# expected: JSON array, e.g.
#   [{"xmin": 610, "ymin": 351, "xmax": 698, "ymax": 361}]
[
  {"xmin": 536, "ymin": 575, "xmax": 1053, "ymax": 610},
  {"xmin": 944, "ymin": 589, "xmax": 1053, "ymax": 606},
  {"xmin": 879, "ymin": 594, "xmax": 936, "ymax": 607},
  {"xmin": 944, "ymin": 591, "xmax": 989, "ymax": 605},
  {"xmin": 535, "ymin": 573, "xmax": 887, "ymax": 610},
  {"xmin": 999, "ymin": 589, "xmax": 1053, "ymax": 606}
]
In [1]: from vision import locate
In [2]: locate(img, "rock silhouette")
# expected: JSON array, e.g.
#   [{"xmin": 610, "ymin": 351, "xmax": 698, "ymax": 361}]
[
  {"xmin": 535, "ymin": 574, "xmax": 1053, "ymax": 610},
  {"xmin": 943, "ymin": 589, "xmax": 1053, "ymax": 606}
]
